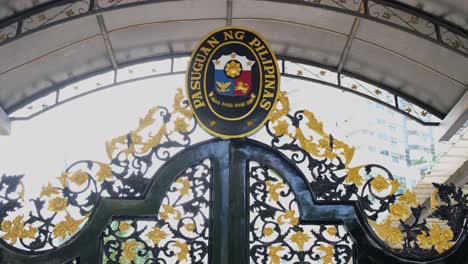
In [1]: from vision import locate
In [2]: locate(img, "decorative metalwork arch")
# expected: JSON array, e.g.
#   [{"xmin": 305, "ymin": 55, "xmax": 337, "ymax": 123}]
[{"xmin": 0, "ymin": 89, "xmax": 466, "ymax": 263}]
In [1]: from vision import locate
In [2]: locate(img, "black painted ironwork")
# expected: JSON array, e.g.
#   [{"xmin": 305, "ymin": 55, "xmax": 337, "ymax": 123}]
[
  {"xmin": 100, "ymin": 159, "xmax": 211, "ymax": 263},
  {"xmin": 0, "ymin": 0, "xmax": 178, "ymax": 46},
  {"xmin": 248, "ymin": 162, "xmax": 354, "ymax": 263},
  {"xmin": 262, "ymin": 0, "xmax": 468, "ymax": 58},
  {"xmin": 0, "ymin": 139, "xmax": 466, "ymax": 263},
  {"xmin": 0, "ymin": 89, "xmax": 197, "ymax": 255},
  {"xmin": 0, "ymin": 0, "xmax": 466, "ymax": 58}
]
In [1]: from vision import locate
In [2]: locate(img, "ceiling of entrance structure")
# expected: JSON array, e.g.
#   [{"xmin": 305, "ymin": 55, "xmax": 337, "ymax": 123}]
[{"xmin": 0, "ymin": 0, "xmax": 467, "ymax": 119}]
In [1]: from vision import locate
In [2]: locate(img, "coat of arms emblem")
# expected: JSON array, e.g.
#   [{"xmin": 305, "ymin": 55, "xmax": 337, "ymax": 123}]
[
  {"xmin": 213, "ymin": 52, "xmax": 255, "ymax": 97},
  {"xmin": 186, "ymin": 26, "xmax": 280, "ymax": 138}
]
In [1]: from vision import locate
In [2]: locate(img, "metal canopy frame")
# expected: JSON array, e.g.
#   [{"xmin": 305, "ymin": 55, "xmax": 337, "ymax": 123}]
[
  {"xmin": 0, "ymin": 0, "xmax": 467, "ymax": 57},
  {"xmin": 0, "ymin": 0, "xmax": 465, "ymax": 126},
  {"xmin": 8, "ymin": 53, "xmax": 442, "ymax": 126}
]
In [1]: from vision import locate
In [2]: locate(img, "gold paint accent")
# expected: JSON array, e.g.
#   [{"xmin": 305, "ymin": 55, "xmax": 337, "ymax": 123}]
[
  {"xmin": 263, "ymin": 227, "xmax": 274, "ymax": 236},
  {"xmin": 417, "ymin": 223, "xmax": 453, "ymax": 253},
  {"xmin": 410, "ymin": 16, "xmax": 419, "ymax": 24},
  {"xmin": 235, "ymin": 81, "xmax": 249, "ymax": 94},
  {"xmin": 174, "ymin": 117, "xmax": 189, "ymax": 133},
  {"xmin": 0, "ymin": 34, "xmax": 6, "ymax": 41},
  {"xmin": 370, "ymin": 175, "xmax": 390, "ymax": 192},
  {"xmin": 159, "ymin": 205, "xmax": 182, "ymax": 220},
  {"xmin": 0, "ymin": 216, "xmax": 37, "ymax": 244},
  {"xmin": 184, "ymin": 223, "xmax": 196, "ymax": 232},
  {"xmin": 106, "ymin": 88, "xmax": 193, "ymax": 161},
  {"xmin": 105, "ymin": 135, "xmax": 127, "ymax": 160},
  {"xmin": 320, "ymin": 70, "xmax": 326, "ymax": 76},
  {"xmin": 374, "ymin": 89, "xmax": 382, "ymax": 95},
  {"xmin": 54, "ymin": 213, "xmax": 87, "ymax": 239},
  {"xmin": 273, "ymin": 120, "xmax": 289, "ymax": 137},
  {"xmin": 48, "ymin": 197, "xmax": 68, "ymax": 212},
  {"xmin": 37, "ymin": 14, "xmax": 46, "ymax": 21},
  {"xmin": 345, "ymin": 166, "xmax": 364, "ymax": 186},
  {"xmin": 210, "ymin": 120, "xmax": 217, "ymax": 126},
  {"xmin": 297, "ymin": 70, "xmax": 303, "ymax": 76},
  {"xmin": 230, "ymin": 53, "xmax": 237, "ymax": 59},
  {"xmin": 174, "ymin": 241, "xmax": 189, "ymax": 261},
  {"xmin": 69, "ymin": 170, "xmax": 88, "ymax": 186},
  {"xmin": 65, "ymin": 10, "xmax": 75, "ymax": 17},
  {"xmin": 389, "ymin": 179, "xmax": 402, "ymax": 195},
  {"xmin": 214, "ymin": 60, "xmax": 220, "ymax": 65},
  {"xmin": 369, "ymin": 219, "xmax": 402, "ymax": 246},
  {"xmin": 398, "ymin": 190, "xmax": 417, "ymax": 206},
  {"xmin": 121, "ymin": 240, "xmax": 140, "ymax": 261},
  {"xmin": 326, "ymin": 226, "xmax": 337, "ymax": 236},
  {"xmin": 290, "ymin": 231, "xmax": 310, "ymax": 251},
  {"xmin": 225, "ymin": 61, "xmax": 241, "ymax": 78},
  {"xmin": 276, "ymin": 209, "xmax": 299, "ymax": 226},
  {"xmin": 265, "ymin": 181, "xmax": 284, "ymax": 202},
  {"xmin": 40, "ymin": 183, "xmax": 59, "ymax": 197},
  {"xmin": 96, "ymin": 163, "xmax": 113, "ymax": 182},
  {"xmin": 319, "ymin": 244, "xmax": 334, "ymax": 264},
  {"xmin": 176, "ymin": 177, "xmax": 190, "ymax": 196},
  {"xmin": 57, "ymin": 172, "xmax": 69, "ymax": 188},
  {"xmin": 268, "ymin": 245, "xmax": 283, "ymax": 264},
  {"xmin": 119, "ymin": 221, "xmax": 130, "ymax": 232},
  {"xmin": 351, "ymin": 84, "xmax": 358, "ymax": 90},
  {"xmin": 269, "ymin": 91, "xmax": 290, "ymax": 123},
  {"xmin": 216, "ymin": 81, "xmax": 231, "ymax": 93},
  {"xmin": 246, "ymin": 120, "xmax": 254, "ymax": 127},
  {"xmin": 247, "ymin": 61, "xmax": 253, "ymax": 66},
  {"xmin": 389, "ymin": 202, "xmax": 410, "ymax": 220},
  {"xmin": 147, "ymin": 227, "xmax": 167, "ymax": 244}
]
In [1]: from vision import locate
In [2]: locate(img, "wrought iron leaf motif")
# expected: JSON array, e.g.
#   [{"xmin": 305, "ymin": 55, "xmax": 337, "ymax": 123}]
[
  {"xmin": 249, "ymin": 162, "xmax": 353, "ymax": 263},
  {"xmin": 101, "ymin": 159, "xmax": 211, "ymax": 264},
  {"xmin": 0, "ymin": 88, "xmax": 197, "ymax": 252},
  {"xmin": 264, "ymin": 91, "xmax": 467, "ymax": 257}
]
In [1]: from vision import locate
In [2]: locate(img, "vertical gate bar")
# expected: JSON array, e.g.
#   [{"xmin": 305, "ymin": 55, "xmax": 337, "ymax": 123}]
[
  {"xmin": 210, "ymin": 140, "xmax": 231, "ymax": 264},
  {"xmin": 228, "ymin": 140, "xmax": 248, "ymax": 264}
]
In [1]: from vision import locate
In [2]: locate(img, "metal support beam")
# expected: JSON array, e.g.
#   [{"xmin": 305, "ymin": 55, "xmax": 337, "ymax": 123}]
[
  {"xmin": 439, "ymin": 91, "xmax": 468, "ymax": 142},
  {"xmin": 96, "ymin": 14, "xmax": 119, "ymax": 73},
  {"xmin": 0, "ymin": 106, "xmax": 11, "ymax": 135},
  {"xmin": 226, "ymin": 0, "xmax": 233, "ymax": 26},
  {"xmin": 336, "ymin": 13, "xmax": 361, "ymax": 73}
]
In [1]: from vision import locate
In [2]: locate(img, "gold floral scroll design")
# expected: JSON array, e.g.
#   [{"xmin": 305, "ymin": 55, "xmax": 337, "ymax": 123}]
[
  {"xmin": 106, "ymin": 88, "xmax": 194, "ymax": 159},
  {"xmin": 100, "ymin": 159, "xmax": 211, "ymax": 263},
  {"xmin": 266, "ymin": 91, "xmax": 457, "ymax": 255},
  {"xmin": 0, "ymin": 88, "xmax": 196, "ymax": 252},
  {"xmin": 249, "ymin": 162, "xmax": 353, "ymax": 263}
]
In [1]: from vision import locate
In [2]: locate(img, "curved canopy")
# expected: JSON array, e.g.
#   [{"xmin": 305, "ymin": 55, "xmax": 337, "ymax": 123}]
[{"xmin": 0, "ymin": 0, "xmax": 467, "ymax": 119}]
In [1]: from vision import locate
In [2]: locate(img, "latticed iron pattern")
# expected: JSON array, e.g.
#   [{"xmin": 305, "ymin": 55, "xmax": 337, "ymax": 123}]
[
  {"xmin": 0, "ymin": 83, "xmax": 466, "ymax": 263},
  {"xmin": 100, "ymin": 159, "xmax": 211, "ymax": 264},
  {"xmin": 249, "ymin": 162, "xmax": 353, "ymax": 263}
]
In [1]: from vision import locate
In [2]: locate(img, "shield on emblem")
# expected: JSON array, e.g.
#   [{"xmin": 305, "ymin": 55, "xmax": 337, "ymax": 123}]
[{"xmin": 212, "ymin": 52, "xmax": 255, "ymax": 97}]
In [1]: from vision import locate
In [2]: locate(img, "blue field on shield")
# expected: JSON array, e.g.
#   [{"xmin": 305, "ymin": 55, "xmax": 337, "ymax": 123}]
[{"xmin": 214, "ymin": 70, "xmax": 234, "ymax": 96}]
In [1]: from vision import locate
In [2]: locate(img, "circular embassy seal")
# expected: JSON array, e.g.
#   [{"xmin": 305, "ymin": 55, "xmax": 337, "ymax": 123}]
[{"xmin": 186, "ymin": 26, "xmax": 280, "ymax": 138}]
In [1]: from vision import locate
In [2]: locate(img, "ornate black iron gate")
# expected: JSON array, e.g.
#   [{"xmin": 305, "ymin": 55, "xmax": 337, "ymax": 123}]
[{"xmin": 3, "ymin": 138, "xmax": 467, "ymax": 263}]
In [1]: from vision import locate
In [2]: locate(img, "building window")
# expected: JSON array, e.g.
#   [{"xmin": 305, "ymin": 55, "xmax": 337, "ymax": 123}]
[{"xmin": 380, "ymin": 150, "xmax": 389, "ymax": 156}]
